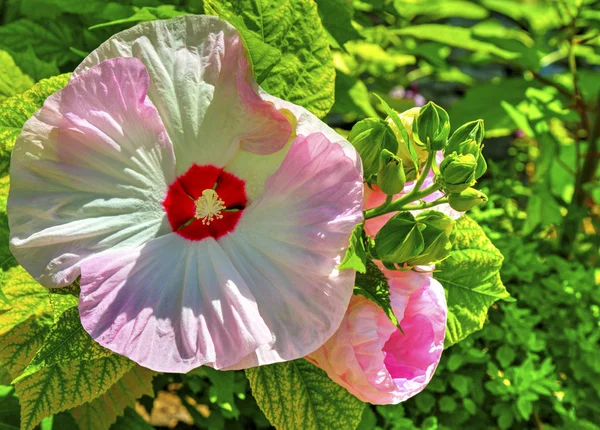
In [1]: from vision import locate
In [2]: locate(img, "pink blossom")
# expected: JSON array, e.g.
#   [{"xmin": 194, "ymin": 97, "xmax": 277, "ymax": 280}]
[
  {"xmin": 307, "ymin": 269, "xmax": 447, "ymax": 404},
  {"xmin": 8, "ymin": 16, "xmax": 363, "ymax": 372}
]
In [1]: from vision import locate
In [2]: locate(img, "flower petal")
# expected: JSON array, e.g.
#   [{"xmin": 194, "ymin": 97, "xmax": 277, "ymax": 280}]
[
  {"xmin": 74, "ymin": 15, "xmax": 291, "ymax": 174},
  {"xmin": 78, "ymin": 233, "xmax": 273, "ymax": 373},
  {"xmin": 307, "ymin": 270, "xmax": 447, "ymax": 405},
  {"xmin": 219, "ymin": 132, "xmax": 364, "ymax": 369},
  {"xmin": 8, "ymin": 57, "xmax": 175, "ymax": 287}
]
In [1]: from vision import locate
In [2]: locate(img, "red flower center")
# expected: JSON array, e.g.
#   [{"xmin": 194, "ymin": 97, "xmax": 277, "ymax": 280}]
[{"xmin": 163, "ymin": 164, "xmax": 247, "ymax": 241}]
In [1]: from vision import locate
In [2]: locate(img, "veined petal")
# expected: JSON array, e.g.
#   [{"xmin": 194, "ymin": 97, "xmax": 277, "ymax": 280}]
[
  {"xmin": 220, "ymin": 132, "xmax": 364, "ymax": 369},
  {"xmin": 74, "ymin": 15, "xmax": 291, "ymax": 174},
  {"xmin": 307, "ymin": 270, "xmax": 447, "ymax": 405},
  {"xmin": 8, "ymin": 57, "xmax": 175, "ymax": 288},
  {"xmin": 78, "ymin": 234, "xmax": 273, "ymax": 373}
]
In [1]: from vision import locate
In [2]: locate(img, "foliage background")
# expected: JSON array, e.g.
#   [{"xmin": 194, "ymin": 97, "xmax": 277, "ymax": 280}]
[{"xmin": 0, "ymin": 0, "xmax": 599, "ymax": 429}]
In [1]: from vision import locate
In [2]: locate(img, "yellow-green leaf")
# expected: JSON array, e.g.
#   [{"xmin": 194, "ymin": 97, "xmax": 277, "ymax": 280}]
[
  {"xmin": 15, "ymin": 354, "xmax": 133, "ymax": 430},
  {"xmin": 71, "ymin": 365, "xmax": 155, "ymax": 430},
  {"xmin": 0, "ymin": 73, "xmax": 70, "ymax": 175},
  {"xmin": 0, "ymin": 50, "xmax": 34, "ymax": 102},
  {"xmin": 246, "ymin": 359, "xmax": 365, "ymax": 430},
  {"xmin": 434, "ymin": 215, "xmax": 511, "ymax": 348}
]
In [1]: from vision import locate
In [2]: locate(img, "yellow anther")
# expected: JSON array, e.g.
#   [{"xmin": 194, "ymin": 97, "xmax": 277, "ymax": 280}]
[{"xmin": 194, "ymin": 189, "xmax": 226, "ymax": 225}]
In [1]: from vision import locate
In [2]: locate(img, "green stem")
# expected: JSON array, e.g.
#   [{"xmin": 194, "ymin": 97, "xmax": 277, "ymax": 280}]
[
  {"xmin": 364, "ymin": 184, "xmax": 441, "ymax": 220},
  {"xmin": 413, "ymin": 150, "xmax": 435, "ymax": 194},
  {"xmin": 401, "ymin": 198, "xmax": 448, "ymax": 212}
]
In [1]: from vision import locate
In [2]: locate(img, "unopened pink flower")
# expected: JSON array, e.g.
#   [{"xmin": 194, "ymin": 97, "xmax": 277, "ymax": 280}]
[
  {"xmin": 307, "ymin": 269, "xmax": 447, "ymax": 404},
  {"xmin": 8, "ymin": 16, "xmax": 363, "ymax": 372}
]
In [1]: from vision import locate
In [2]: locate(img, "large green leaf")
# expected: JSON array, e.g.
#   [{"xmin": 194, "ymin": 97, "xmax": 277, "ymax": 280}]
[
  {"xmin": 314, "ymin": 0, "xmax": 361, "ymax": 48},
  {"xmin": 246, "ymin": 359, "xmax": 365, "ymax": 430},
  {"xmin": 0, "ymin": 74, "xmax": 70, "ymax": 176},
  {"xmin": 0, "ymin": 20, "xmax": 78, "ymax": 66},
  {"xmin": 434, "ymin": 216, "xmax": 511, "ymax": 348},
  {"xmin": 71, "ymin": 366, "xmax": 155, "ymax": 430},
  {"xmin": 394, "ymin": 0, "xmax": 489, "ymax": 21},
  {"xmin": 7, "ymin": 47, "xmax": 60, "ymax": 82},
  {"xmin": 89, "ymin": 6, "xmax": 187, "ymax": 30},
  {"xmin": 15, "ymin": 353, "xmax": 133, "ymax": 430},
  {"xmin": 205, "ymin": 0, "xmax": 335, "ymax": 118},
  {"xmin": 0, "ymin": 51, "xmax": 33, "ymax": 102}
]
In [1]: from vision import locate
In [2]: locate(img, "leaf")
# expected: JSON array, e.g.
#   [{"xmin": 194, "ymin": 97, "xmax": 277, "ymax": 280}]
[
  {"xmin": 110, "ymin": 407, "xmax": 154, "ymax": 430},
  {"xmin": 0, "ymin": 74, "xmax": 70, "ymax": 176},
  {"xmin": 246, "ymin": 359, "xmax": 365, "ymax": 430},
  {"xmin": 394, "ymin": 0, "xmax": 489, "ymax": 21},
  {"xmin": 434, "ymin": 216, "xmax": 511, "ymax": 348},
  {"xmin": 0, "ymin": 51, "xmax": 34, "ymax": 102},
  {"xmin": 15, "ymin": 353, "xmax": 133, "ymax": 430},
  {"xmin": 14, "ymin": 307, "xmax": 114, "ymax": 384},
  {"xmin": 392, "ymin": 25, "xmax": 520, "ymax": 61},
  {"xmin": 314, "ymin": 0, "xmax": 361, "ymax": 48},
  {"xmin": 354, "ymin": 259, "xmax": 401, "ymax": 330},
  {"xmin": 8, "ymin": 47, "xmax": 61, "ymax": 82},
  {"xmin": 205, "ymin": 0, "xmax": 335, "ymax": 118},
  {"xmin": 89, "ymin": 5, "xmax": 187, "ymax": 30},
  {"xmin": 0, "ymin": 20, "xmax": 78, "ymax": 66},
  {"xmin": 71, "ymin": 366, "xmax": 155, "ymax": 430},
  {"xmin": 332, "ymin": 71, "xmax": 378, "ymax": 119},
  {"xmin": 339, "ymin": 225, "xmax": 367, "ymax": 273}
]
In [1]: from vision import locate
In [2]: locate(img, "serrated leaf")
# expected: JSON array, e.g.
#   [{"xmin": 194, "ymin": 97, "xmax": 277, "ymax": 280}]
[
  {"xmin": 434, "ymin": 216, "xmax": 511, "ymax": 348},
  {"xmin": 0, "ymin": 20, "xmax": 78, "ymax": 66},
  {"xmin": 15, "ymin": 353, "xmax": 133, "ymax": 430},
  {"xmin": 6, "ymin": 47, "xmax": 60, "ymax": 82},
  {"xmin": 14, "ymin": 307, "xmax": 114, "ymax": 384},
  {"xmin": 339, "ymin": 224, "xmax": 367, "ymax": 273},
  {"xmin": 205, "ymin": 0, "xmax": 335, "ymax": 118},
  {"xmin": 354, "ymin": 259, "xmax": 401, "ymax": 330},
  {"xmin": 0, "ymin": 50, "xmax": 34, "ymax": 102},
  {"xmin": 246, "ymin": 359, "xmax": 365, "ymax": 430},
  {"xmin": 49, "ymin": 283, "xmax": 80, "ymax": 323},
  {"xmin": 0, "ymin": 74, "xmax": 70, "ymax": 176},
  {"xmin": 71, "ymin": 366, "xmax": 155, "ymax": 430}
]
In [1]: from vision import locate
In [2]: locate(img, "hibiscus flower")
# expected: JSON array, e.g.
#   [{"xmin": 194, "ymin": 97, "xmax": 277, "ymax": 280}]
[{"xmin": 7, "ymin": 15, "xmax": 363, "ymax": 373}]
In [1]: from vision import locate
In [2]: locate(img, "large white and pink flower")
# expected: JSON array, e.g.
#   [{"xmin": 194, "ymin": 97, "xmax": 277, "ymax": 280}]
[
  {"xmin": 307, "ymin": 269, "xmax": 447, "ymax": 405},
  {"xmin": 7, "ymin": 16, "xmax": 363, "ymax": 373}
]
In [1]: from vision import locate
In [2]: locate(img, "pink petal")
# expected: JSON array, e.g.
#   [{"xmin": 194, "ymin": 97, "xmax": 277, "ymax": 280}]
[
  {"xmin": 8, "ymin": 57, "xmax": 175, "ymax": 288},
  {"xmin": 307, "ymin": 270, "xmax": 447, "ymax": 404},
  {"xmin": 78, "ymin": 234, "xmax": 273, "ymax": 373},
  {"xmin": 74, "ymin": 15, "xmax": 291, "ymax": 174},
  {"xmin": 219, "ymin": 132, "xmax": 364, "ymax": 369}
]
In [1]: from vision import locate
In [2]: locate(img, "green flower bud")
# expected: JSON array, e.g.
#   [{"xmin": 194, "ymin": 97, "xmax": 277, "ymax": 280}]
[
  {"xmin": 413, "ymin": 102, "xmax": 450, "ymax": 151},
  {"xmin": 408, "ymin": 211, "xmax": 454, "ymax": 265},
  {"xmin": 439, "ymin": 152, "xmax": 477, "ymax": 193},
  {"xmin": 375, "ymin": 212, "xmax": 425, "ymax": 264},
  {"xmin": 348, "ymin": 118, "xmax": 398, "ymax": 184},
  {"xmin": 445, "ymin": 120, "xmax": 487, "ymax": 179},
  {"xmin": 377, "ymin": 149, "xmax": 406, "ymax": 195},
  {"xmin": 387, "ymin": 107, "xmax": 428, "ymax": 179},
  {"xmin": 448, "ymin": 188, "xmax": 488, "ymax": 211}
]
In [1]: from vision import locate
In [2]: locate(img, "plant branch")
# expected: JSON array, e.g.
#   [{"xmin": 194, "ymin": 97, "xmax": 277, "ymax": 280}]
[{"xmin": 401, "ymin": 198, "xmax": 448, "ymax": 212}]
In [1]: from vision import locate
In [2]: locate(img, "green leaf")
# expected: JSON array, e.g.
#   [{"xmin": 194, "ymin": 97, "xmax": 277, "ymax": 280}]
[
  {"xmin": 0, "ymin": 20, "xmax": 78, "ymax": 66},
  {"xmin": 110, "ymin": 407, "xmax": 154, "ymax": 430},
  {"xmin": 246, "ymin": 359, "xmax": 365, "ymax": 430},
  {"xmin": 394, "ymin": 0, "xmax": 489, "ymax": 21},
  {"xmin": 354, "ymin": 259, "xmax": 401, "ymax": 330},
  {"xmin": 14, "ymin": 307, "xmax": 114, "ymax": 384},
  {"xmin": 205, "ymin": 0, "xmax": 335, "ymax": 118},
  {"xmin": 392, "ymin": 25, "xmax": 520, "ymax": 61},
  {"xmin": 89, "ymin": 6, "xmax": 187, "ymax": 30},
  {"xmin": 339, "ymin": 224, "xmax": 368, "ymax": 273},
  {"xmin": 15, "ymin": 353, "xmax": 133, "ymax": 430},
  {"xmin": 314, "ymin": 0, "xmax": 361, "ymax": 48},
  {"xmin": 5, "ymin": 47, "xmax": 60, "ymax": 82},
  {"xmin": 71, "ymin": 366, "xmax": 155, "ymax": 430},
  {"xmin": 0, "ymin": 74, "xmax": 70, "ymax": 176},
  {"xmin": 434, "ymin": 216, "xmax": 511, "ymax": 348},
  {"xmin": 0, "ymin": 51, "xmax": 34, "ymax": 102}
]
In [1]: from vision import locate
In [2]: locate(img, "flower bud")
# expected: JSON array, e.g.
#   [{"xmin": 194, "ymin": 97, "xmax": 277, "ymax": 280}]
[
  {"xmin": 445, "ymin": 120, "xmax": 487, "ymax": 178},
  {"xmin": 375, "ymin": 212, "xmax": 424, "ymax": 264},
  {"xmin": 408, "ymin": 211, "xmax": 454, "ymax": 265},
  {"xmin": 448, "ymin": 188, "xmax": 488, "ymax": 211},
  {"xmin": 413, "ymin": 102, "xmax": 450, "ymax": 151},
  {"xmin": 377, "ymin": 149, "xmax": 406, "ymax": 195},
  {"xmin": 348, "ymin": 118, "xmax": 398, "ymax": 184},
  {"xmin": 387, "ymin": 108, "xmax": 427, "ymax": 180},
  {"xmin": 439, "ymin": 152, "xmax": 477, "ymax": 193}
]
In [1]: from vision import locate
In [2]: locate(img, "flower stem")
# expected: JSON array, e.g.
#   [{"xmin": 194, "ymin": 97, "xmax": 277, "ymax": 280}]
[{"xmin": 401, "ymin": 198, "xmax": 448, "ymax": 212}]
